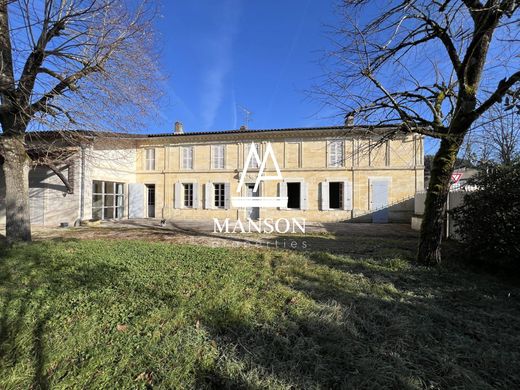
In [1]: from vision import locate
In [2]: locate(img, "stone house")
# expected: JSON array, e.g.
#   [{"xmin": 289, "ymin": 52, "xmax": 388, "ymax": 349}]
[{"xmin": 0, "ymin": 124, "xmax": 424, "ymax": 226}]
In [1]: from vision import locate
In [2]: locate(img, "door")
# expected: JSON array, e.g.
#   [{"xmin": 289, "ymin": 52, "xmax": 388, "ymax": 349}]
[
  {"xmin": 246, "ymin": 184, "xmax": 259, "ymax": 220},
  {"xmin": 371, "ymin": 180, "xmax": 389, "ymax": 223},
  {"xmin": 146, "ymin": 184, "xmax": 155, "ymax": 218},
  {"xmin": 29, "ymin": 187, "xmax": 45, "ymax": 225},
  {"xmin": 128, "ymin": 183, "xmax": 145, "ymax": 218}
]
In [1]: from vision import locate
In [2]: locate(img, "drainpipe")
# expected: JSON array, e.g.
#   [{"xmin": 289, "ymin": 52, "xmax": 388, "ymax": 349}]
[
  {"xmin": 162, "ymin": 145, "xmax": 167, "ymax": 219},
  {"xmin": 79, "ymin": 144, "xmax": 86, "ymax": 224}
]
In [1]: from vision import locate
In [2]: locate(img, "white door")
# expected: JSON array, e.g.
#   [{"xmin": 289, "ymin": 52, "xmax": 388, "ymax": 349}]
[
  {"xmin": 246, "ymin": 184, "xmax": 259, "ymax": 220},
  {"xmin": 128, "ymin": 183, "xmax": 145, "ymax": 218},
  {"xmin": 371, "ymin": 180, "xmax": 389, "ymax": 223},
  {"xmin": 29, "ymin": 187, "xmax": 44, "ymax": 225}
]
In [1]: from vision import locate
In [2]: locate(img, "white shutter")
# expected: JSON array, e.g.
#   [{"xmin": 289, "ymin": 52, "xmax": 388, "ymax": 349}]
[
  {"xmin": 182, "ymin": 147, "xmax": 193, "ymax": 169},
  {"xmin": 320, "ymin": 181, "xmax": 329, "ymax": 210},
  {"xmin": 329, "ymin": 142, "xmax": 335, "ymax": 167},
  {"xmin": 193, "ymin": 183, "xmax": 199, "ymax": 209},
  {"xmin": 144, "ymin": 148, "xmax": 154, "ymax": 170},
  {"xmin": 343, "ymin": 181, "xmax": 352, "ymax": 210},
  {"xmin": 211, "ymin": 146, "xmax": 217, "ymax": 169},
  {"xmin": 212, "ymin": 145, "xmax": 224, "ymax": 169},
  {"xmin": 338, "ymin": 141, "xmax": 344, "ymax": 167},
  {"xmin": 301, "ymin": 182, "xmax": 308, "ymax": 210},
  {"xmin": 204, "ymin": 182, "xmax": 212, "ymax": 209},
  {"xmin": 224, "ymin": 182, "xmax": 230, "ymax": 210},
  {"xmin": 279, "ymin": 181, "xmax": 287, "ymax": 209},
  {"xmin": 174, "ymin": 182, "xmax": 182, "ymax": 209},
  {"xmin": 329, "ymin": 141, "xmax": 344, "ymax": 167}
]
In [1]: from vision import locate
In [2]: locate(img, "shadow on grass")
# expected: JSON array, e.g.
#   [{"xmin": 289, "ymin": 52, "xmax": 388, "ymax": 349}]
[
  {"xmin": 195, "ymin": 250, "xmax": 520, "ymax": 389},
  {"xmin": 0, "ymin": 243, "xmax": 124, "ymax": 389},
  {"xmin": 1, "ymin": 239, "xmax": 519, "ymax": 388}
]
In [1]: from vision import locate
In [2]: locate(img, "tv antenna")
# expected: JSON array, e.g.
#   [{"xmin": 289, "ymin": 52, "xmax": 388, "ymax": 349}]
[{"xmin": 238, "ymin": 105, "xmax": 253, "ymax": 129}]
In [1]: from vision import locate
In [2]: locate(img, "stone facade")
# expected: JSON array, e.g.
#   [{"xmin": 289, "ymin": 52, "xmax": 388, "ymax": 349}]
[
  {"xmin": 0, "ymin": 126, "xmax": 424, "ymax": 226},
  {"xmin": 134, "ymin": 127, "xmax": 424, "ymax": 223}
]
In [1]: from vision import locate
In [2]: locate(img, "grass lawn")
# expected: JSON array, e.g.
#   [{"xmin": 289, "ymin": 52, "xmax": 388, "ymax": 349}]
[{"xmin": 0, "ymin": 239, "xmax": 519, "ymax": 389}]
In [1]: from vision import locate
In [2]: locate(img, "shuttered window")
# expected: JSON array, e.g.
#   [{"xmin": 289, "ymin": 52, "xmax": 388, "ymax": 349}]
[
  {"xmin": 329, "ymin": 182, "xmax": 344, "ymax": 209},
  {"xmin": 287, "ymin": 182, "xmax": 301, "ymax": 209},
  {"xmin": 183, "ymin": 183, "xmax": 194, "ymax": 208},
  {"xmin": 214, "ymin": 183, "xmax": 225, "ymax": 208},
  {"xmin": 329, "ymin": 141, "xmax": 344, "ymax": 167},
  {"xmin": 182, "ymin": 146, "xmax": 193, "ymax": 170},
  {"xmin": 145, "ymin": 148, "xmax": 155, "ymax": 171},
  {"xmin": 212, "ymin": 145, "xmax": 225, "ymax": 169}
]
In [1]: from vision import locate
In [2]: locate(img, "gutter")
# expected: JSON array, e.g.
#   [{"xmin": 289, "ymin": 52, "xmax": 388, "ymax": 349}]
[{"xmin": 79, "ymin": 144, "xmax": 86, "ymax": 223}]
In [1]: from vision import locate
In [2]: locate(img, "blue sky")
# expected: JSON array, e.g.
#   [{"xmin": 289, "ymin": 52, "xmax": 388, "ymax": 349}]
[
  {"xmin": 150, "ymin": 1, "xmax": 447, "ymax": 156},
  {"xmin": 152, "ymin": 0, "xmax": 340, "ymax": 134}
]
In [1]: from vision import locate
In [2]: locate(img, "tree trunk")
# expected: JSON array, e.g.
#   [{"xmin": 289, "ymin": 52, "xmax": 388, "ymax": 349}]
[
  {"xmin": 0, "ymin": 135, "xmax": 32, "ymax": 243},
  {"xmin": 417, "ymin": 137, "xmax": 463, "ymax": 266}
]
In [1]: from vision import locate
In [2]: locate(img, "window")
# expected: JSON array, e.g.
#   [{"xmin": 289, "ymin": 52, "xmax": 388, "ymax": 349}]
[
  {"xmin": 329, "ymin": 141, "xmax": 344, "ymax": 167},
  {"xmin": 287, "ymin": 182, "xmax": 301, "ymax": 209},
  {"xmin": 212, "ymin": 145, "xmax": 225, "ymax": 169},
  {"xmin": 92, "ymin": 180, "xmax": 124, "ymax": 219},
  {"xmin": 329, "ymin": 182, "xmax": 343, "ymax": 209},
  {"xmin": 183, "ymin": 183, "xmax": 193, "ymax": 208},
  {"xmin": 145, "ymin": 148, "xmax": 155, "ymax": 170},
  {"xmin": 182, "ymin": 146, "xmax": 193, "ymax": 169},
  {"xmin": 214, "ymin": 183, "xmax": 225, "ymax": 208},
  {"xmin": 247, "ymin": 143, "xmax": 260, "ymax": 169}
]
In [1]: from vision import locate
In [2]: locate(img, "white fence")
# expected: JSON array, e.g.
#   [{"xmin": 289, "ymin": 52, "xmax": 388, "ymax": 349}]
[{"xmin": 413, "ymin": 188, "xmax": 475, "ymax": 239}]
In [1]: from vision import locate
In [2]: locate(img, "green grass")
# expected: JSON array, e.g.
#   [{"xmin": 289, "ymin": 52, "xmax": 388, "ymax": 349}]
[{"xmin": 0, "ymin": 240, "xmax": 519, "ymax": 389}]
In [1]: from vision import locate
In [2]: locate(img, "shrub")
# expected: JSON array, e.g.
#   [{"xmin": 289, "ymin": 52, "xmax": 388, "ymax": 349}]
[{"xmin": 451, "ymin": 160, "xmax": 520, "ymax": 267}]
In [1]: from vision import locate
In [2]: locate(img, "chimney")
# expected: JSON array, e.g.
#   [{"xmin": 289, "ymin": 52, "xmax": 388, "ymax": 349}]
[
  {"xmin": 174, "ymin": 121, "xmax": 184, "ymax": 134},
  {"xmin": 345, "ymin": 113, "xmax": 354, "ymax": 126}
]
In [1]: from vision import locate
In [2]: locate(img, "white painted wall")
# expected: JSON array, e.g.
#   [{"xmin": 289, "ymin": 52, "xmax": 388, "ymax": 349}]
[
  {"xmin": 0, "ymin": 138, "xmax": 138, "ymax": 227},
  {"xmin": 82, "ymin": 139, "xmax": 137, "ymax": 220}
]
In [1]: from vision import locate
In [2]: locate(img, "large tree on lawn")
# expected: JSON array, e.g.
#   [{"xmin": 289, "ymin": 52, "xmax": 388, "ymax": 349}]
[
  {"xmin": 316, "ymin": 0, "xmax": 519, "ymax": 265},
  {"xmin": 0, "ymin": 0, "xmax": 160, "ymax": 243}
]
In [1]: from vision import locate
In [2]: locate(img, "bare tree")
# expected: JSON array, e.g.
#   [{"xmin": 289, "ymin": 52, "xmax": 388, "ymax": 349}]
[
  {"xmin": 474, "ymin": 102, "xmax": 520, "ymax": 164},
  {"xmin": 316, "ymin": 0, "xmax": 520, "ymax": 265},
  {"xmin": 0, "ymin": 0, "xmax": 161, "ymax": 243}
]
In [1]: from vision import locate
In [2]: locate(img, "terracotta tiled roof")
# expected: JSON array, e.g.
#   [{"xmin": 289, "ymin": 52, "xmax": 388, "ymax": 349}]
[{"xmin": 23, "ymin": 124, "xmax": 405, "ymax": 140}]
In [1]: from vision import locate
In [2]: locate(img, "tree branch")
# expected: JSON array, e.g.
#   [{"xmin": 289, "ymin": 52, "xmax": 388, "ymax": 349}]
[
  {"xmin": 413, "ymin": 11, "xmax": 463, "ymax": 78},
  {"xmin": 473, "ymin": 70, "xmax": 520, "ymax": 118},
  {"xmin": 29, "ymin": 63, "xmax": 104, "ymax": 114},
  {"xmin": 45, "ymin": 162, "xmax": 73, "ymax": 194}
]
